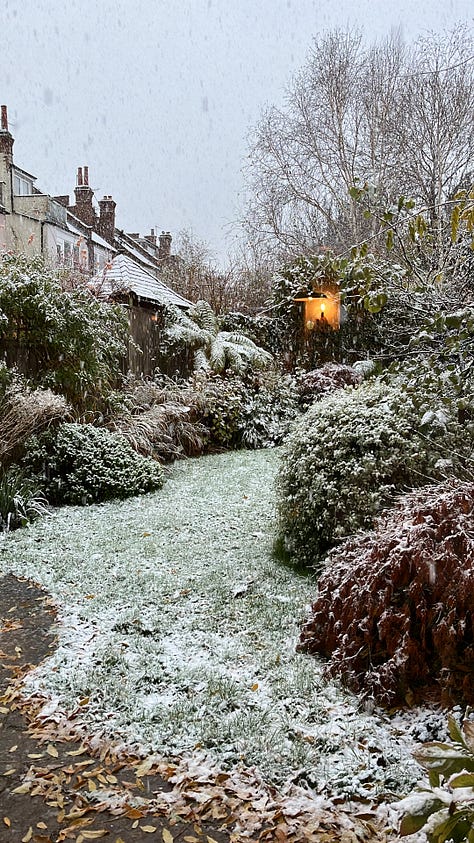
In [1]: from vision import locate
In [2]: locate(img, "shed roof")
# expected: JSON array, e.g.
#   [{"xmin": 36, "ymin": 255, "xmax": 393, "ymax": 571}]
[{"xmin": 93, "ymin": 252, "xmax": 191, "ymax": 309}]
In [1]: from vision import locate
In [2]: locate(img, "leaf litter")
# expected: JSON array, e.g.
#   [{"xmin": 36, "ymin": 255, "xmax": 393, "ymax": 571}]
[{"xmin": 0, "ymin": 448, "xmax": 444, "ymax": 839}]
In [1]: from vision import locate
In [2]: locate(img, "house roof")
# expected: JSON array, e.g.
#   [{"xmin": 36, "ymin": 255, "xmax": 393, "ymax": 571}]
[{"xmin": 93, "ymin": 252, "xmax": 191, "ymax": 309}]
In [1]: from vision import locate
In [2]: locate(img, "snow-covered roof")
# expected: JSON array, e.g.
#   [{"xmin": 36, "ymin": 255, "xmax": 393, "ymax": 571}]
[{"xmin": 93, "ymin": 252, "xmax": 191, "ymax": 309}]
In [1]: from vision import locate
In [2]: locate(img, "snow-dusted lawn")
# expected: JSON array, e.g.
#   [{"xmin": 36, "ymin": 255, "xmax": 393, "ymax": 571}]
[{"xmin": 0, "ymin": 448, "xmax": 431, "ymax": 798}]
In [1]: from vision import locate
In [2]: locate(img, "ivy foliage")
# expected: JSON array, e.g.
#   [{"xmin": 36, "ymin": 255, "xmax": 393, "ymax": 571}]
[
  {"xmin": 398, "ymin": 716, "xmax": 474, "ymax": 842},
  {"xmin": 22, "ymin": 423, "xmax": 164, "ymax": 506},
  {"xmin": 0, "ymin": 253, "xmax": 128, "ymax": 404}
]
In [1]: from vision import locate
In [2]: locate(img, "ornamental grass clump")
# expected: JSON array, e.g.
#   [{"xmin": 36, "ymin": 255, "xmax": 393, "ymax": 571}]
[
  {"xmin": 276, "ymin": 379, "xmax": 460, "ymax": 569},
  {"xmin": 22, "ymin": 423, "xmax": 164, "ymax": 505},
  {"xmin": 0, "ymin": 466, "xmax": 49, "ymax": 531},
  {"xmin": 299, "ymin": 481, "xmax": 474, "ymax": 707}
]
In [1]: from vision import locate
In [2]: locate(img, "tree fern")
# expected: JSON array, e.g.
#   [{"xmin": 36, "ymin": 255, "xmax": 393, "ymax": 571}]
[{"xmin": 166, "ymin": 302, "xmax": 273, "ymax": 374}]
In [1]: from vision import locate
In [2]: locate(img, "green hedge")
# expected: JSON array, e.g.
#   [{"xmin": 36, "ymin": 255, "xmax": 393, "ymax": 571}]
[{"xmin": 23, "ymin": 423, "xmax": 164, "ymax": 505}]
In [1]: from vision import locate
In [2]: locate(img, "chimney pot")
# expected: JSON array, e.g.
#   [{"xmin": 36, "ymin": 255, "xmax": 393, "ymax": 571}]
[
  {"xmin": 1, "ymin": 105, "xmax": 8, "ymax": 132},
  {"xmin": 84, "ymin": 166, "xmax": 89, "ymax": 186},
  {"xmin": 77, "ymin": 167, "xmax": 83, "ymax": 186}
]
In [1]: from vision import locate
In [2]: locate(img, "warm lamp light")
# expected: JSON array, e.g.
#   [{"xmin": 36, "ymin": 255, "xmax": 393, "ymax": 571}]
[{"xmin": 320, "ymin": 302, "xmax": 326, "ymax": 314}]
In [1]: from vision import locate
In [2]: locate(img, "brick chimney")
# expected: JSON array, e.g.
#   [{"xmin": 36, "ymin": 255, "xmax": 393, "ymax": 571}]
[
  {"xmin": 98, "ymin": 195, "xmax": 116, "ymax": 244},
  {"xmin": 158, "ymin": 231, "xmax": 172, "ymax": 259},
  {"xmin": 144, "ymin": 228, "xmax": 157, "ymax": 248},
  {"xmin": 0, "ymin": 105, "xmax": 14, "ymax": 163},
  {"xmin": 73, "ymin": 165, "xmax": 95, "ymax": 227}
]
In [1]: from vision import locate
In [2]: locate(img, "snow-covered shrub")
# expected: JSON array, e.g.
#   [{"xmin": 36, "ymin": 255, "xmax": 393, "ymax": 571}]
[
  {"xmin": 299, "ymin": 481, "xmax": 474, "ymax": 707},
  {"xmin": 22, "ymin": 423, "xmax": 164, "ymax": 505},
  {"xmin": 0, "ymin": 252, "xmax": 127, "ymax": 407},
  {"xmin": 0, "ymin": 466, "xmax": 49, "ymax": 531},
  {"xmin": 192, "ymin": 371, "xmax": 299, "ymax": 450},
  {"xmin": 276, "ymin": 379, "xmax": 462, "ymax": 568},
  {"xmin": 296, "ymin": 363, "xmax": 362, "ymax": 409}
]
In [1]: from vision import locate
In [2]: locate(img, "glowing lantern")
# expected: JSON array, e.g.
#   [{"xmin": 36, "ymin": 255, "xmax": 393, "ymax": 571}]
[{"xmin": 294, "ymin": 284, "xmax": 340, "ymax": 330}]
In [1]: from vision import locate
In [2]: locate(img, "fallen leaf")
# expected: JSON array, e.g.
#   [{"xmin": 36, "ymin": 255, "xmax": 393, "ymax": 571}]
[
  {"xmin": 79, "ymin": 697, "xmax": 90, "ymax": 706},
  {"xmin": 132, "ymin": 820, "xmax": 139, "ymax": 829},
  {"xmin": 162, "ymin": 830, "xmax": 173, "ymax": 842},
  {"xmin": 3, "ymin": 817, "xmax": 11, "ymax": 827},
  {"xmin": 140, "ymin": 827, "xmax": 158, "ymax": 834},
  {"xmin": 66, "ymin": 747, "xmax": 87, "ymax": 757},
  {"xmin": 207, "ymin": 838, "xmax": 220, "ymax": 843},
  {"xmin": 27, "ymin": 753, "xmax": 44, "ymax": 759},
  {"xmin": 37, "ymin": 822, "xmax": 48, "ymax": 829},
  {"xmin": 0, "ymin": 706, "xmax": 9, "ymax": 714},
  {"xmin": 46, "ymin": 744, "xmax": 59, "ymax": 758},
  {"xmin": 251, "ymin": 683, "xmax": 259, "ymax": 691},
  {"xmin": 2, "ymin": 768, "xmax": 16, "ymax": 776},
  {"xmin": 12, "ymin": 783, "xmax": 31, "ymax": 794},
  {"xmin": 22, "ymin": 828, "xmax": 33, "ymax": 842},
  {"xmin": 136, "ymin": 757, "xmax": 154, "ymax": 777},
  {"xmin": 87, "ymin": 779, "xmax": 97, "ymax": 792},
  {"xmin": 9, "ymin": 745, "xmax": 17, "ymax": 752},
  {"xmin": 183, "ymin": 838, "xmax": 200, "ymax": 842},
  {"xmin": 81, "ymin": 832, "xmax": 109, "ymax": 839}
]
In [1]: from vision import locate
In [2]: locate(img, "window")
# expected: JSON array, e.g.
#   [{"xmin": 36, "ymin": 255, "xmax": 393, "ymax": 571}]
[{"xmin": 13, "ymin": 174, "xmax": 33, "ymax": 195}]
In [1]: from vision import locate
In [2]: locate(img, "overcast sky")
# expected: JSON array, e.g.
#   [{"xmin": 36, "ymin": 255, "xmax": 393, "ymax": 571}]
[{"xmin": 1, "ymin": 0, "xmax": 473, "ymax": 263}]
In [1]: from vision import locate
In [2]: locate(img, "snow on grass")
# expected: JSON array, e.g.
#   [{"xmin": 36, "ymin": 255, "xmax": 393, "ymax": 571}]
[{"xmin": 0, "ymin": 448, "xmax": 432, "ymax": 798}]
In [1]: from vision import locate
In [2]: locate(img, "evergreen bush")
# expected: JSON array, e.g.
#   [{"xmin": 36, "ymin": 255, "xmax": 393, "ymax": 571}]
[
  {"xmin": 276, "ymin": 379, "xmax": 465, "ymax": 568},
  {"xmin": 23, "ymin": 423, "xmax": 164, "ymax": 505}
]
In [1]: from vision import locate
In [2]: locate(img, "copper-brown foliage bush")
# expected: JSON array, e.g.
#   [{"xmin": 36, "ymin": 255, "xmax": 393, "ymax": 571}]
[
  {"xmin": 299, "ymin": 481, "xmax": 474, "ymax": 707},
  {"xmin": 296, "ymin": 363, "xmax": 362, "ymax": 408}
]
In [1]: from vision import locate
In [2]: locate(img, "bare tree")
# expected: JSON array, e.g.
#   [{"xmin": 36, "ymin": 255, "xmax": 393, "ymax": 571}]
[{"xmin": 243, "ymin": 26, "xmax": 474, "ymax": 257}]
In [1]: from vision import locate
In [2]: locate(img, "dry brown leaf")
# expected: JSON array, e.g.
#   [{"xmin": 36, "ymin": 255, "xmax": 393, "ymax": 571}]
[
  {"xmin": 37, "ymin": 822, "xmax": 48, "ymax": 830},
  {"xmin": 106, "ymin": 774, "xmax": 118, "ymax": 784},
  {"xmin": 207, "ymin": 838, "xmax": 220, "ymax": 843},
  {"xmin": 80, "ymin": 832, "xmax": 109, "ymax": 840},
  {"xmin": 9, "ymin": 744, "xmax": 18, "ymax": 752},
  {"xmin": 87, "ymin": 779, "xmax": 97, "ymax": 792},
  {"xmin": 132, "ymin": 820, "xmax": 139, "ymax": 829},
  {"xmin": 2, "ymin": 767, "xmax": 16, "ymax": 775},
  {"xmin": 46, "ymin": 744, "xmax": 59, "ymax": 758},
  {"xmin": 162, "ymin": 830, "xmax": 173, "ymax": 842},
  {"xmin": 66, "ymin": 747, "xmax": 87, "ymax": 757},
  {"xmin": 183, "ymin": 837, "xmax": 200, "ymax": 842},
  {"xmin": 12, "ymin": 782, "xmax": 31, "ymax": 794},
  {"xmin": 27, "ymin": 753, "xmax": 44, "ymax": 759},
  {"xmin": 136, "ymin": 757, "xmax": 154, "ymax": 777},
  {"xmin": 22, "ymin": 828, "xmax": 33, "ymax": 843},
  {"xmin": 3, "ymin": 817, "xmax": 11, "ymax": 827},
  {"xmin": 139, "ymin": 827, "xmax": 158, "ymax": 834},
  {"xmin": 0, "ymin": 706, "xmax": 9, "ymax": 714}
]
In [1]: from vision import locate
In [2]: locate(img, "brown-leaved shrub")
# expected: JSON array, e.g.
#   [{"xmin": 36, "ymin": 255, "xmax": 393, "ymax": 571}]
[
  {"xmin": 296, "ymin": 363, "xmax": 362, "ymax": 408},
  {"xmin": 299, "ymin": 481, "xmax": 474, "ymax": 707}
]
